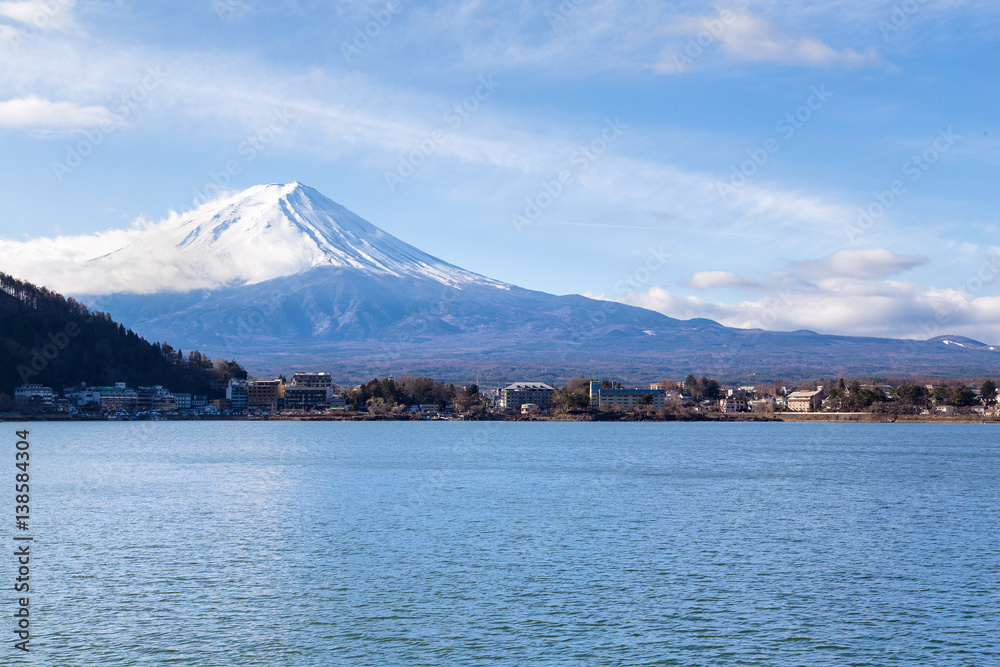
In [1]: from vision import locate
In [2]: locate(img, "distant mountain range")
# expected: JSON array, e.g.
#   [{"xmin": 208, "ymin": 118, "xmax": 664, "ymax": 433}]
[{"xmin": 48, "ymin": 182, "xmax": 995, "ymax": 384}]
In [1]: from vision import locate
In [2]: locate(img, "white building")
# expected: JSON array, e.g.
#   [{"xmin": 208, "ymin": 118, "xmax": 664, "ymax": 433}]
[
  {"xmin": 719, "ymin": 397, "xmax": 746, "ymax": 413},
  {"xmin": 501, "ymin": 382, "xmax": 555, "ymax": 411},
  {"xmin": 786, "ymin": 387, "xmax": 826, "ymax": 412},
  {"xmin": 14, "ymin": 385, "xmax": 55, "ymax": 408},
  {"xmin": 290, "ymin": 372, "xmax": 335, "ymax": 399},
  {"xmin": 590, "ymin": 382, "xmax": 666, "ymax": 410}
]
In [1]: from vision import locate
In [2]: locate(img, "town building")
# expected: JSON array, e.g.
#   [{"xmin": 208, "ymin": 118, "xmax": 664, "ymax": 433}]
[
  {"xmin": 67, "ymin": 388, "xmax": 102, "ymax": 409},
  {"xmin": 247, "ymin": 379, "xmax": 284, "ymax": 412},
  {"xmin": 227, "ymin": 380, "xmax": 249, "ymax": 413},
  {"xmin": 96, "ymin": 383, "xmax": 139, "ymax": 413},
  {"xmin": 750, "ymin": 397, "xmax": 777, "ymax": 414},
  {"xmin": 590, "ymin": 381, "xmax": 666, "ymax": 410},
  {"xmin": 14, "ymin": 385, "xmax": 55, "ymax": 409},
  {"xmin": 521, "ymin": 403, "xmax": 540, "ymax": 415},
  {"xmin": 501, "ymin": 382, "xmax": 555, "ymax": 411},
  {"xmin": 290, "ymin": 372, "xmax": 335, "ymax": 397},
  {"xmin": 719, "ymin": 397, "xmax": 746, "ymax": 413},
  {"xmin": 137, "ymin": 386, "xmax": 177, "ymax": 412},
  {"xmin": 284, "ymin": 386, "xmax": 329, "ymax": 411},
  {"xmin": 284, "ymin": 372, "xmax": 334, "ymax": 411},
  {"xmin": 786, "ymin": 387, "xmax": 826, "ymax": 412}
]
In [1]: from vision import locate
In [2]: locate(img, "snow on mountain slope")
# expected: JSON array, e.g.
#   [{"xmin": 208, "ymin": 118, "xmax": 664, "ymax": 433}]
[{"xmin": 81, "ymin": 182, "xmax": 505, "ymax": 295}]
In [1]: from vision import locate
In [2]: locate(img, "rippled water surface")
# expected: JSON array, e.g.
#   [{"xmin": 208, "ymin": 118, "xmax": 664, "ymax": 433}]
[{"xmin": 6, "ymin": 421, "xmax": 999, "ymax": 665}]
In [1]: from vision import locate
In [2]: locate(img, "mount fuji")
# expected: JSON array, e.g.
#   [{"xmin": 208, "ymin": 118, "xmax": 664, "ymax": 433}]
[
  {"xmin": 45, "ymin": 182, "xmax": 997, "ymax": 382},
  {"xmin": 76, "ymin": 182, "xmax": 505, "ymax": 295}
]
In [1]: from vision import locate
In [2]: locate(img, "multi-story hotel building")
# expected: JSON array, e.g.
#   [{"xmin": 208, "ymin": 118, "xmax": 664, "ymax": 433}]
[
  {"xmin": 247, "ymin": 379, "xmax": 285, "ymax": 412},
  {"xmin": 589, "ymin": 381, "xmax": 666, "ymax": 411},
  {"xmin": 501, "ymin": 382, "xmax": 555, "ymax": 411}
]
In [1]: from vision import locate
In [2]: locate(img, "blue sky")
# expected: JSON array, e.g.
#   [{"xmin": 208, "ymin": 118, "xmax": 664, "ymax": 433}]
[{"xmin": 1, "ymin": 0, "xmax": 998, "ymax": 342}]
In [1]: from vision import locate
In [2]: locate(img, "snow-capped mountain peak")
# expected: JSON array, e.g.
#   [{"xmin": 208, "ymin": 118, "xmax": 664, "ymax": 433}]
[{"xmin": 82, "ymin": 182, "xmax": 504, "ymax": 294}]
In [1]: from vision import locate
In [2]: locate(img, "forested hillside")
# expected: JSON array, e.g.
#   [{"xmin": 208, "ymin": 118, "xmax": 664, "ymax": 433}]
[{"xmin": 0, "ymin": 272, "xmax": 245, "ymax": 397}]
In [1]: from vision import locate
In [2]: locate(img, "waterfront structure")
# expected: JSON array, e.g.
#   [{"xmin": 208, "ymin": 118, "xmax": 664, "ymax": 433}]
[
  {"xmin": 786, "ymin": 387, "xmax": 826, "ymax": 412},
  {"xmin": 290, "ymin": 372, "xmax": 335, "ymax": 397},
  {"xmin": 137, "ymin": 386, "xmax": 177, "ymax": 412},
  {"xmin": 521, "ymin": 403, "xmax": 540, "ymax": 415},
  {"xmin": 172, "ymin": 393, "xmax": 192, "ymax": 410},
  {"xmin": 248, "ymin": 379, "xmax": 284, "ymax": 412},
  {"xmin": 589, "ymin": 381, "xmax": 666, "ymax": 410},
  {"xmin": 719, "ymin": 397, "xmax": 746, "ymax": 413},
  {"xmin": 750, "ymin": 397, "xmax": 777, "ymax": 414},
  {"xmin": 14, "ymin": 385, "xmax": 55, "ymax": 408},
  {"xmin": 284, "ymin": 372, "xmax": 334, "ymax": 411},
  {"xmin": 67, "ymin": 388, "xmax": 102, "ymax": 408},
  {"xmin": 329, "ymin": 395, "xmax": 347, "ymax": 411},
  {"xmin": 96, "ymin": 383, "xmax": 139, "ymax": 413},
  {"xmin": 227, "ymin": 380, "xmax": 249, "ymax": 412},
  {"xmin": 284, "ymin": 386, "xmax": 328, "ymax": 411},
  {"xmin": 501, "ymin": 382, "xmax": 555, "ymax": 411}
]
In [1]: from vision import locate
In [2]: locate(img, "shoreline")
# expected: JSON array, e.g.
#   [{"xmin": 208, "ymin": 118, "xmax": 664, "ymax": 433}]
[{"xmin": 3, "ymin": 413, "xmax": 997, "ymax": 424}]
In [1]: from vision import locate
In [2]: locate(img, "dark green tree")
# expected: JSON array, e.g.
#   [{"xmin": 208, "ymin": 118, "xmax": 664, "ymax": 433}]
[
  {"xmin": 980, "ymin": 380, "xmax": 997, "ymax": 405},
  {"xmin": 953, "ymin": 385, "xmax": 977, "ymax": 407}
]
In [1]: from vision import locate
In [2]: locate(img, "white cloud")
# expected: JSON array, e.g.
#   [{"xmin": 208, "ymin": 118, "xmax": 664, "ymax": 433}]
[
  {"xmin": 608, "ymin": 249, "xmax": 1000, "ymax": 342},
  {"xmin": 619, "ymin": 281, "xmax": 1000, "ymax": 343},
  {"xmin": 0, "ymin": 95, "xmax": 113, "ymax": 128},
  {"xmin": 709, "ymin": 8, "xmax": 882, "ymax": 68},
  {"xmin": 801, "ymin": 248, "xmax": 928, "ymax": 279},
  {"xmin": 686, "ymin": 270, "xmax": 760, "ymax": 290},
  {"xmin": 0, "ymin": 0, "xmax": 76, "ymax": 33}
]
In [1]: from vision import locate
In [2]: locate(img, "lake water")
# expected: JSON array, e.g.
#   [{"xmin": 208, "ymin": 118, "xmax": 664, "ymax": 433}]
[{"xmin": 4, "ymin": 421, "xmax": 998, "ymax": 665}]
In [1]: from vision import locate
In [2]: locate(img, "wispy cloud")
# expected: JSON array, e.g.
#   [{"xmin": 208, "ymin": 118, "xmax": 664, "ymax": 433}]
[
  {"xmin": 686, "ymin": 270, "xmax": 762, "ymax": 290},
  {"xmin": 0, "ymin": 95, "xmax": 113, "ymax": 128},
  {"xmin": 0, "ymin": 0, "xmax": 76, "ymax": 33},
  {"xmin": 797, "ymin": 248, "xmax": 928, "ymax": 279},
  {"xmin": 690, "ymin": 7, "xmax": 883, "ymax": 69}
]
